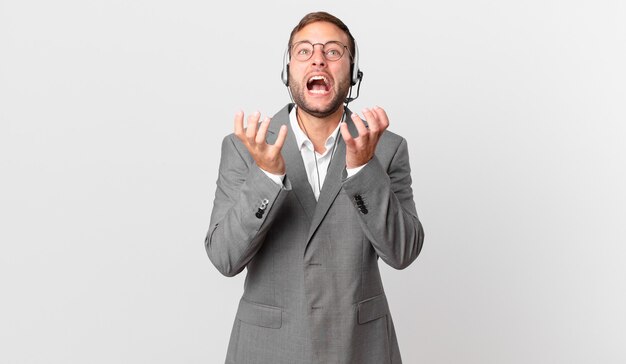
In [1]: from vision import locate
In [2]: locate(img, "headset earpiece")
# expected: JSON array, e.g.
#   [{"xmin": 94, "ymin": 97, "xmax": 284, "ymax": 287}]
[
  {"xmin": 351, "ymin": 42, "xmax": 362, "ymax": 86},
  {"xmin": 281, "ymin": 63, "xmax": 290, "ymax": 86},
  {"xmin": 281, "ymin": 46, "xmax": 290, "ymax": 86}
]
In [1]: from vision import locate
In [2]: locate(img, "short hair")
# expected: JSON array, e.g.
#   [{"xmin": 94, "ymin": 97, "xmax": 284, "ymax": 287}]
[{"xmin": 288, "ymin": 11, "xmax": 356, "ymax": 61}]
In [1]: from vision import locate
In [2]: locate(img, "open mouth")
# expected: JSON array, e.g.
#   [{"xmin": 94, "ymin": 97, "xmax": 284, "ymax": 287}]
[{"xmin": 306, "ymin": 75, "xmax": 330, "ymax": 95}]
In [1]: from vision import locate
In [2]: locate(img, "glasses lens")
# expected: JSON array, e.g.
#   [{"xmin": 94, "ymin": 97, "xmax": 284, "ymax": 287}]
[
  {"xmin": 292, "ymin": 42, "xmax": 313, "ymax": 61},
  {"xmin": 323, "ymin": 42, "xmax": 345, "ymax": 61}
]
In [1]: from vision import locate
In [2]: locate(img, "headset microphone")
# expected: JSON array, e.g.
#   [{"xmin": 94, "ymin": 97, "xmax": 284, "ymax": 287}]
[{"xmin": 345, "ymin": 70, "xmax": 363, "ymax": 103}]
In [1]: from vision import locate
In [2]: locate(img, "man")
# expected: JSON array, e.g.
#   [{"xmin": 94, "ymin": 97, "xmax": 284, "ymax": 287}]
[{"xmin": 205, "ymin": 11, "xmax": 424, "ymax": 364}]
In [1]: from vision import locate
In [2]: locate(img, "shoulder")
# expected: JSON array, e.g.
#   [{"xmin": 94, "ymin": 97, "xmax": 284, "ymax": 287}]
[
  {"xmin": 219, "ymin": 133, "xmax": 254, "ymax": 167},
  {"xmin": 379, "ymin": 129, "xmax": 405, "ymax": 146},
  {"xmin": 371, "ymin": 130, "xmax": 407, "ymax": 170},
  {"xmin": 378, "ymin": 129, "xmax": 407, "ymax": 156}
]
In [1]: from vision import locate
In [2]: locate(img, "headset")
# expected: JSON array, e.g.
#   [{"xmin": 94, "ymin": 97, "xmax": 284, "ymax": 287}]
[
  {"xmin": 281, "ymin": 40, "xmax": 364, "ymax": 195},
  {"xmin": 281, "ymin": 41, "xmax": 363, "ymax": 88}
]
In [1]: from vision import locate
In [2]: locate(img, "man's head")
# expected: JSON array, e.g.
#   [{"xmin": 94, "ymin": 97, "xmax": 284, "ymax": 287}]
[
  {"xmin": 288, "ymin": 12, "xmax": 356, "ymax": 62},
  {"xmin": 286, "ymin": 12, "xmax": 357, "ymax": 118}
]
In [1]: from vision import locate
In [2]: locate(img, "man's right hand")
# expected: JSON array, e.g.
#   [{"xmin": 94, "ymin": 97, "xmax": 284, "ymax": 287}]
[{"xmin": 234, "ymin": 111, "xmax": 288, "ymax": 175}]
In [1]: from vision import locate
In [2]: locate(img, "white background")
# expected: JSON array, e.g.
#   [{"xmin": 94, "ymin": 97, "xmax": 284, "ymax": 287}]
[{"xmin": 1, "ymin": 0, "xmax": 625, "ymax": 363}]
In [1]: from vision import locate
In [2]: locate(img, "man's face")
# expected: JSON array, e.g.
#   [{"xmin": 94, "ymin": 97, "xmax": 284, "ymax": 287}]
[{"xmin": 288, "ymin": 21, "xmax": 352, "ymax": 118}]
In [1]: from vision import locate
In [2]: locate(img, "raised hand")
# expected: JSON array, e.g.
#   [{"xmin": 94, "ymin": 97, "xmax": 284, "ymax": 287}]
[
  {"xmin": 340, "ymin": 106, "xmax": 390, "ymax": 169},
  {"xmin": 234, "ymin": 111, "xmax": 288, "ymax": 175}
]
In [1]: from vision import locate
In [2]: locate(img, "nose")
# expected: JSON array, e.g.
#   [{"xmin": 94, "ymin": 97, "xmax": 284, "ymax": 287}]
[{"xmin": 310, "ymin": 44, "xmax": 326, "ymax": 67}]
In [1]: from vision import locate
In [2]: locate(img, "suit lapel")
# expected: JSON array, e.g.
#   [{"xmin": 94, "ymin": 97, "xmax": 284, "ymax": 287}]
[
  {"xmin": 268, "ymin": 104, "xmax": 317, "ymax": 221},
  {"xmin": 305, "ymin": 108, "xmax": 360, "ymax": 243},
  {"xmin": 269, "ymin": 105, "xmax": 360, "ymax": 244}
]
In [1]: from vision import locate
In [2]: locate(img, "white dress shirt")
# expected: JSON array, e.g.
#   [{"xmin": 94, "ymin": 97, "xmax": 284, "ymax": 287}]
[{"xmin": 262, "ymin": 106, "xmax": 364, "ymax": 200}]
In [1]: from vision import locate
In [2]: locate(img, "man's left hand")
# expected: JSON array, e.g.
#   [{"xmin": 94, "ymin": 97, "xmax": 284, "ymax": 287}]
[{"xmin": 340, "ymin": 106, "xmax": 390, "ymax": 169}]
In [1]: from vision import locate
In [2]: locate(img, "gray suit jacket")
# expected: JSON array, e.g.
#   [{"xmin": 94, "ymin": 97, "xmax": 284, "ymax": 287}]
[{"xmin": 206, "ymin": 104, "xmax": 424, "ymax": 364}]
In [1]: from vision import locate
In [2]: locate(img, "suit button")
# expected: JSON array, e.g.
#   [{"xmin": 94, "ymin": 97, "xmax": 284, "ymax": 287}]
[
  {"xmin": 360, "ymin": 208, "xmax": 368, "ymax": 214},
  {"xmin": 356, "ymin": 200, "xmax": 364, "ymax": 207},
  {"xmin": 354, "ymin": 194, "xmax": 362, "ymax": 201},
  {"xmin": 255, "ymin": 210, "xmax": 263, "ymax": 219}
]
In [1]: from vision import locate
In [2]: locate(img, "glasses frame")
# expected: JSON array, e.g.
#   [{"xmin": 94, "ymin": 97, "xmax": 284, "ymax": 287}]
[{"xmin": 289, "ymin": 40, "xmax": 352, "ymax": 62}]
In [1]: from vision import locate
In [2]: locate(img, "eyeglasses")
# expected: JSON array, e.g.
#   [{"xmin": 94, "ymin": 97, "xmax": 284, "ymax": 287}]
[{"xmin": 290, "ymin": 41, "xmax": 350, "ymax": 62}]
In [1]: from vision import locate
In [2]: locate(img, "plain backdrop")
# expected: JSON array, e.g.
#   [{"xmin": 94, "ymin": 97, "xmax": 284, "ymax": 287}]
[{"xmin": 1, "ymin": 0, "xmax": 625, "ymax": 363}]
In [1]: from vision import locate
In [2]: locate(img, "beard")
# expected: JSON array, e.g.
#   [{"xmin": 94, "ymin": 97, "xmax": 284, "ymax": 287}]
[{"xmin": 289, "ymin": 75, "xmax": 351, "ymax": 118}]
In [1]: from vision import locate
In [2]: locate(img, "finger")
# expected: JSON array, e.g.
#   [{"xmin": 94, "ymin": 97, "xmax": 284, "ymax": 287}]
[
  {"xmin": 351, "ymin": 112, "xmax": 369, "ymax": 139},
  {"xmin": 273, "ymin": 124, "xmax": 288, "ymax": 150},
  {"xmin": 255, "ymin": 117, "xmax": 271, "ymax": 144},
  {"xmin": 340, "ymin": 122, "xmax": 356, "ymax": 148},
  {"xmin": 362, "ymin": 108, "xmax": 380, "ymax": 133},
  {"xmin": 234, "ymin": 110, "xmax": 245, "ymax": 140},
  {"xmin": 373, "ymin": 106, "xmax": 390, "ymax": 130},
  {"xmin": 246, "ymin": 111, "xmax": 261, "ymax": 141}
]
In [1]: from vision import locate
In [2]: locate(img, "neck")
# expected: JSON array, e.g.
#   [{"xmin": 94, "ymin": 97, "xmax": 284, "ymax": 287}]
[{"xmin": 296, "ymin": 105, "xmax": 345, "ymax": 153}]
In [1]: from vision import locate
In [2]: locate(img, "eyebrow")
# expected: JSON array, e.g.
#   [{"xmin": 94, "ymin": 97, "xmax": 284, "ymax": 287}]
[{"xmin": 292, "ymin": 40, "xmax": 344, "ymax": 45}]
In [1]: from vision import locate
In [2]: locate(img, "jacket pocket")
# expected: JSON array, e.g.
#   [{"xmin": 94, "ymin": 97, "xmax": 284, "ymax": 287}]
[
  {"xmin": 357, "ymin": 294, "xmax": 389, "ymax": 324},
  {"xmin": 236, "ymin": 298, "xmax": 282, "ymax": 329}
]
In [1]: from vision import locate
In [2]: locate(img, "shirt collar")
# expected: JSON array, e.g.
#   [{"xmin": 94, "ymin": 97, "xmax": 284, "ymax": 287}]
[{"xmin": 289, "ymin": 106, "xmax": 341, "ymax": 153}]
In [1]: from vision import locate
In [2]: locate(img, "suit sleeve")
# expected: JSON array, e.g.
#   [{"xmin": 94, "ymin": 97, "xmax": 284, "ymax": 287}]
[
  {"xmin": 341, "ymin": 137, "xmax": 424, "ymax": 269},
  {"xmin": 205, "ymin": 134, "xmax": 291, "ymax": 277}
]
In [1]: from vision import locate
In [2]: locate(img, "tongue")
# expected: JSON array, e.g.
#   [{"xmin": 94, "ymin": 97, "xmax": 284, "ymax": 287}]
[{"xmin": 309, "ymin": 79, "xmax": 327, "ymax": 91}]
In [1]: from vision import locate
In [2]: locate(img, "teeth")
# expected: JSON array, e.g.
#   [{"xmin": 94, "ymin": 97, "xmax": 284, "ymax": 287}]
[{"xmin": 308, "ymin": 75, "xmax": 328, "ymax": 84}]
